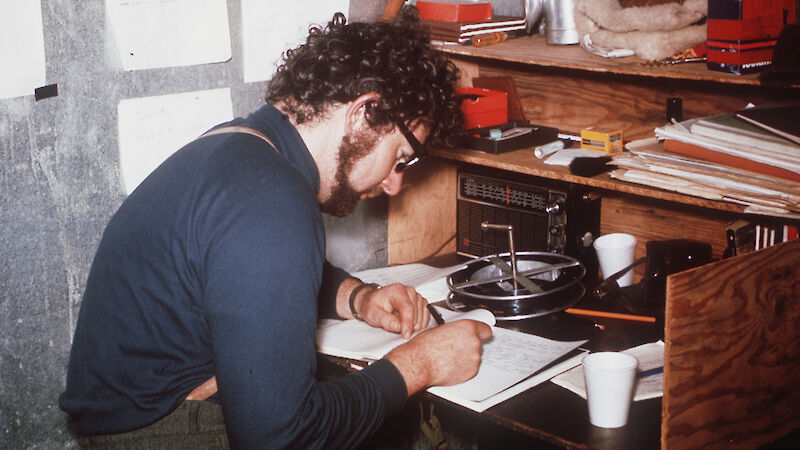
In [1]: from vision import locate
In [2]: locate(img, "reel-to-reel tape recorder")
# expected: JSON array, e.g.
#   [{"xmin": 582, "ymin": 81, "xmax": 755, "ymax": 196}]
[{"xmin": 452, "ymin": 167, "xmax": 601, "ymax": 319}]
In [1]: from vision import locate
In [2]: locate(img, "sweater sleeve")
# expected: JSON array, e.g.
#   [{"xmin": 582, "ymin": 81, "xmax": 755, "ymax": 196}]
[
  {"xmin": 198, "ymin": 159, "xmax": 407, "ymax": 448},
  {"xmin": 317, "ymin": 260, "xmax": 351, "ymax": 319}
]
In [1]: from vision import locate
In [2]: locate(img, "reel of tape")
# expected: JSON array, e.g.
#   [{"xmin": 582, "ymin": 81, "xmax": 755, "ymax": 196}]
[{"xmin": 446, "ymin": 251, "xmax": 586, "ymax": 320}]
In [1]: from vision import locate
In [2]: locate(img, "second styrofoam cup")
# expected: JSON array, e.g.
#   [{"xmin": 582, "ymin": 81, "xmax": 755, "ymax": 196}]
[
  {"xmin": 593, "ymin": 233, "xmax": 637, "ymax": 287},
  {"xmin": 582, "ymin": 352, "xmax": 638, "ymax": 428}
]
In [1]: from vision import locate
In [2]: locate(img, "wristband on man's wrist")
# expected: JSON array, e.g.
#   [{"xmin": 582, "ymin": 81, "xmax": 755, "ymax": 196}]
[{"xmin": 348, "ymin": 282, "xmax": 380, "ymax": 321}]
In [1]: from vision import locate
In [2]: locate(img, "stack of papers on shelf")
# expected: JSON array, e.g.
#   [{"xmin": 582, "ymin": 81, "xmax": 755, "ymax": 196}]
[
  {"xmin": 735, "ymin": 105, "xmax": 800, "ymax": 145},
  {"xmin": 551, "ymin": 341, "xmax": 665, "ymax": 402},
  {"xmin": 691, "ymin": 110, "xmax": 800, "ymax": 156},
  {"xmin": 611, "ymin": 138, "xmax": 800, "ymax": 218},
  {"xmin": 605, "ymin": 103, "xmax": 800, "ymax": 218},
  {"xmin": 654, "ymin": 118, "xmax": 800, "ymax": 179}
]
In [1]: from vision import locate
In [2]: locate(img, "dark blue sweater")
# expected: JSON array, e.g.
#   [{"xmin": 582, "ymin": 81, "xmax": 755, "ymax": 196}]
[{"xmin": 59, "ymin": 105, "xmax": 407, "ymax": 448}]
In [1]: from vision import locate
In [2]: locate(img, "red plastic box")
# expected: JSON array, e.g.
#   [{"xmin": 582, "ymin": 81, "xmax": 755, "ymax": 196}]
[
  {"xmin": 416, "ymin": 1, "xmax": 493, "ymax": 22},
  {"xmin": 707, "ymin": 0, "xmax": 797, "ymax": 74},
  {"xmin": 458, "ymin": 87, "xmax": 508, "ymax": 129}
]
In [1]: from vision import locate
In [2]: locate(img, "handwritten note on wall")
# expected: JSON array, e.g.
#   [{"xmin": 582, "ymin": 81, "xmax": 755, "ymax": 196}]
[
  {"xmin": 0, "ymin": 0, "xmax": 46, "ymax": 99},
  {"xmin": 106, "ymin": 0, "xmax": 231, "ymax": 71},
  {"xmin": 241, "ymin": 0, "xmax": 350, "ymax": 83},
  {"xmin": 117, "ymin": 88, "xmax": 233, "ymax": 194}
]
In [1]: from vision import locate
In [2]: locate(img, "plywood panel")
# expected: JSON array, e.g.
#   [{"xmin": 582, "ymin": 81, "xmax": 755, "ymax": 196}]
[
  {"xmin": 476, "ymin": 64, "xmax": 776, "ymax": 141},
  {"xmin": 662, "ymin": 239, "xmax": 800, "ymax": 449},
  {"xmin": 388, "ymin": 158, "xmax": 459, "ymax": 265},
  {"xmin": 600, "ymin": 194, "xmax": 734, "ymax": 260}
]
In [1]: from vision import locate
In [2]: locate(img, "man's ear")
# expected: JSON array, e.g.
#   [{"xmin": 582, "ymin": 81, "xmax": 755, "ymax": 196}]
[{"xmin": 344, "ymin": 92, "xmax": 381, "ymax": 134}]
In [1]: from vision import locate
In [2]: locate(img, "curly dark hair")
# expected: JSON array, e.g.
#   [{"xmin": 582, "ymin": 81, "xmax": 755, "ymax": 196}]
[{"xmin": 265, "ymin": 8, "xmax": 464, "ymax": 147}]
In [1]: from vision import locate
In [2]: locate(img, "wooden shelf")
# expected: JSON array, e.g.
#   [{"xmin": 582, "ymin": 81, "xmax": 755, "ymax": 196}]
[
  {"xmin": 435, "ymin": 34, "xmax": 772, "ymax": 87},
  {"xmin": 431, "ymin": 146, "xmax": 745, "ymax": 214},
  {"xmin": 388, "ymin": 33, "xmax": 795, "ymax": 265},
  {"xmin": 436, "ymin": 35, "xmax": 799, "ymax": 143}
]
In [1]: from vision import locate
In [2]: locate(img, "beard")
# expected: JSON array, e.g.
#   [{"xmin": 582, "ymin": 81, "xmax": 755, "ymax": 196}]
[{"xmin": 319, "ymin": 127, "xmax": 379, "ymax": 217}]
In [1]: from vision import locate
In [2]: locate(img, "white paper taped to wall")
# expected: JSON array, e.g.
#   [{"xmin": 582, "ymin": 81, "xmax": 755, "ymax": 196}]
[
  {"xmin": 117, "ymin": 88, "xmax": 233, "ymax": 195},
  {"xmin": 106, "ymin": 0, "xmax": 231, "ymax": 71},
  {"xmin": 0, "ymin": 0, "xmax": 46, "ymax": 99},
  {"xmin": 241, "ymin": 0, "xmax": 350, "ymax": 83}
]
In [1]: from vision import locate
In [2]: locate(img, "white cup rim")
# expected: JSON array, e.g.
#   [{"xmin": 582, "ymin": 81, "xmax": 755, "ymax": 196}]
[
  {"xmin": 593, "ymin": 233, "xmax": 636, "ymax": 250},
  {"xmin": 583, "ymin": 352, "xmax": 638, "ymax": 371}
]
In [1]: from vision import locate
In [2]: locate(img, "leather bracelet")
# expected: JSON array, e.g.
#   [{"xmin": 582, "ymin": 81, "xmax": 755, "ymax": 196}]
[{"xmin": 348, "ymin": 282, "xmax": 380, "ymax": 321}]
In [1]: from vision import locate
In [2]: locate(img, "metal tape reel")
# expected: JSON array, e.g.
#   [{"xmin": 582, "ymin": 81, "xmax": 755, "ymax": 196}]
[{"xmin": 447, "ymin": 251, "xmax": 585, "ymax": 320}]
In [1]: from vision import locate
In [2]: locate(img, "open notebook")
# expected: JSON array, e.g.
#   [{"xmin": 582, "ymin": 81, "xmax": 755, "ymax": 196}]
[{"xmin": 317, "ymin": 262, "xmax": 587, "ymax": 412}]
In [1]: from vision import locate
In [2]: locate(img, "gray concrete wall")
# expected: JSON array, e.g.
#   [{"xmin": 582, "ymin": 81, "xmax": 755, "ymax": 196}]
[{"xmin": 0, "ymin": 1, "xmax": 386, "ymax": 447}]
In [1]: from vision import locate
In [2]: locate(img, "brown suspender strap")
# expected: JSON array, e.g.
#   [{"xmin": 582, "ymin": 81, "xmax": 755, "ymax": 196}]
[
  {"xmin": 185, "ymin": 125, "xmax": 276, "ymax": 402},
  {"xmin": 199, "ymin": 125, "xmax": 277, "ymax": 150}
]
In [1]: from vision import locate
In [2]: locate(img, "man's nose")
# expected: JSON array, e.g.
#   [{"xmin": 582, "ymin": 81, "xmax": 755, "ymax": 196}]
[{"xmin": 381, "ymin": 170, "xmax": 404, "ymax": 196}]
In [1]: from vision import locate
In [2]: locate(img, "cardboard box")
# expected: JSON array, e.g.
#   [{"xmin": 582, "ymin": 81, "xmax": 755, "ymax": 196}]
[
  {"xmin": 580, "ymin": 127, "xmax": 622, "ymax": 154},
  {"xmin": 707, "ymin": 0, "xmax": 797, "ymax": 74}
]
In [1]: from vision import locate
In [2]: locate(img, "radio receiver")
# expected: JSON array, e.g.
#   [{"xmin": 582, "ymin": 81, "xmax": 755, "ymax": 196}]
[{"xmin": 456, "ymin": 167, "xmax": 600, "ymax": 279}]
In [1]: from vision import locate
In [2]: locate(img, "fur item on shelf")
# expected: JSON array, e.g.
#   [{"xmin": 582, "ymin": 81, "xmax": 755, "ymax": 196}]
[
  {"xmin": 574, "ymin": 0, "xmax": 707, "ymax": 61},
  {"xmin": 618, "ymin": 0, "xmax": 683, "ymax": 7}
]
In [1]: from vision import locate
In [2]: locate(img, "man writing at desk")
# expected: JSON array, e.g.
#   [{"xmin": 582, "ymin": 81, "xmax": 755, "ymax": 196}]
[{"xmin": 59, "ymin": 9, "xmax": 492, "ymax": 449}]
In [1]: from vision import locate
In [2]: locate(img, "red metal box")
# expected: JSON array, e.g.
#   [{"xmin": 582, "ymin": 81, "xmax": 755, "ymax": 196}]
[{"xmin": 707, "ymin": 0, "xmax": 797, "ymax": 74}]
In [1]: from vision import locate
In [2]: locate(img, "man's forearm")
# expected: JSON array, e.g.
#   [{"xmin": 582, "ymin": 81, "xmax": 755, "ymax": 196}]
[
  {"xmin": 335, "ymin": 277, "xmax": 374, "ymax": 320},
  {"xmin": 384, "ymin": 343, "xmax": 430, "ymax": 396}
]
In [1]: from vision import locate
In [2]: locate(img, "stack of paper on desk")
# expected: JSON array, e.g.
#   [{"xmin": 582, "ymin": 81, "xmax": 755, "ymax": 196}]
[
  {"xmin": 317, "ymin": 304, "xmax": 587, "ymax": 412},
  {"xmin": 551, "ymin": 341, "xmax": 665, "ymax": 402}
]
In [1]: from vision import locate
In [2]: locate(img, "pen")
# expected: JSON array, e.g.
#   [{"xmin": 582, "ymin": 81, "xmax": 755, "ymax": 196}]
[
  {"xmin": 638, "ymin": 367, "xmax": 663, "ymax": 378},
  {"xmin": 427, "ymin": 304, "xmax": 445, "ymax": 326}
]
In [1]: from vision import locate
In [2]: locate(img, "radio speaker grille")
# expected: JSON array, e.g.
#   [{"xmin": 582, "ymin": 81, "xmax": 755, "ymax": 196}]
[{"xmin": 457, "ymin": 200, "xmax": 548, "ymax": 257}]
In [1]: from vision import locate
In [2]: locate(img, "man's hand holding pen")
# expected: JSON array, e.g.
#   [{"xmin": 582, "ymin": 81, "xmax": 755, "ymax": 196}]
[
  {"xmin": 348, "ymin": 280, "xmax": 492, "ymax": 396},
  {"xmin": 385, "ymin": 319, "xmax": 492, "ymax": 396}
]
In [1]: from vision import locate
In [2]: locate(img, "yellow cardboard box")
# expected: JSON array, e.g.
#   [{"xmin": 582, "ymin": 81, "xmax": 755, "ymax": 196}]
[{"xmin": 580, "ymin": 127, "xmax": 622, "ymax": 154}]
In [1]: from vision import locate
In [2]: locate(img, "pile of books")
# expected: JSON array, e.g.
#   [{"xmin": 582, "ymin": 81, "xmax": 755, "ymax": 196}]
[
  {"xmin": 416, "ymin": 0, "xmax": 525, "ymax": 45},
  {"xmin": 725, "ymin": 219, "xmax": 799, "ymax": 257},
  {"xmin": 421, "ymin": 15, "xmax": 526, "ymax": 44},
  {"xmin": 609, "ymin": 104, "xmax": 800, "ymax": 219}
]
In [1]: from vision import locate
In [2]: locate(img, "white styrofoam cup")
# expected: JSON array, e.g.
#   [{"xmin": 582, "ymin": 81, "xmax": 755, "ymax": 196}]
[
  {"xmin": 593, "ymin": 233, "xmax": 637, "ymax": 287},
  {"xmin": 582, "ymin": 352, "xmax": 639, "ymax": 428}
]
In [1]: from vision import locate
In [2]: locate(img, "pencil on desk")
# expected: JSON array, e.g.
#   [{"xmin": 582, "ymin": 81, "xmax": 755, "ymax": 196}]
[{"xmin": 564, "ymin": 308, "xmax": 656, "ymax": 323}]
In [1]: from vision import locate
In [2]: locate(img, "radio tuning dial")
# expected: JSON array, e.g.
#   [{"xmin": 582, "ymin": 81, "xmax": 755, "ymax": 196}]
[{"xmin": 546, "ymin": 200, "xmax": 564, "ymax": 215}]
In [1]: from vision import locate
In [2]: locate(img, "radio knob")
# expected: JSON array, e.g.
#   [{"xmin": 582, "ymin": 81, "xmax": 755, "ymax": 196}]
[
  {"xmin": 580, "ymin": 231, "xmax": 595, "ymax": 248},
  {"xmin": 545, "ymin": 200, "xmax": 564, "ymax": 215},
  {"xmin": 550, "ymin": 225, "xmax": 564, "ymax": 235}
]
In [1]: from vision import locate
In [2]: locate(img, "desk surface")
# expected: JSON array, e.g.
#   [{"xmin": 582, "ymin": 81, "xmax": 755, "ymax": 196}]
[
  {"xmin": 321, "ymin": 283, "xmax": 666, "ymax": 450},
  {"xmin": 428, "ymin": 309, "xmax": 664, "ymax": 450}
]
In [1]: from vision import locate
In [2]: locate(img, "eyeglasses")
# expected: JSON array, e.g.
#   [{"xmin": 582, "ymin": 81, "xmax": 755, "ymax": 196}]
[{"xmin": 394, "ymin": 122, "xmax": 427, "ymax": 172}]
